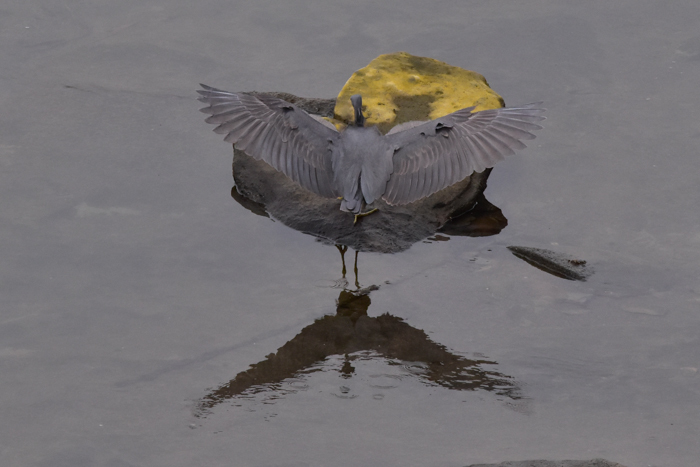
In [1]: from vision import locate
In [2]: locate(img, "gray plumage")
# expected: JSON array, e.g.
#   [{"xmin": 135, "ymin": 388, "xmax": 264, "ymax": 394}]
[{"xmin": 197, "ymin": 84, "xmax": 545, "ymax": 213}]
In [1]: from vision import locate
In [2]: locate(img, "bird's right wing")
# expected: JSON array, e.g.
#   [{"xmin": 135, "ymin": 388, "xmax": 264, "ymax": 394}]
[
  {"xmin": 198, "ymin": 85, "xmax": 339, "ymax": 198},
  {"xmin": 384, "ymin": 103, "xmax": 545, "ymax": 205}
]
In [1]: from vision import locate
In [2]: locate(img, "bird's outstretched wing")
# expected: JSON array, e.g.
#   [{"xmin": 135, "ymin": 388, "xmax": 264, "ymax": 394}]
[
  {"xmin": 198, "ymin": 84, "xmax": 339, "ymax": 198},
  {"xmin": 383, "ymin": 103, "xmax": 545, "ymax": 205}
]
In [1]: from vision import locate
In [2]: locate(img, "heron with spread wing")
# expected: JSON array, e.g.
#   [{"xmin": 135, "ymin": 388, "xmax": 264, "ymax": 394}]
[{"xmin": 198, "ymin": 84, "xmax": 544, "ymax": 223}]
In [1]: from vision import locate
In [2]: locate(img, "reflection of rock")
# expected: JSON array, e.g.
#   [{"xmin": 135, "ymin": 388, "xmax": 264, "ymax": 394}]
[
  {"xmin": 196, "ymin": 286, "xmax": 519, "ymax": 416},
  {"xmin": 439, "ymin": 193, "xmax": 508, "ymax": 238},
  {"xmin": 508, "ymin": 246, "xmax": 591, "ymax": 281}
]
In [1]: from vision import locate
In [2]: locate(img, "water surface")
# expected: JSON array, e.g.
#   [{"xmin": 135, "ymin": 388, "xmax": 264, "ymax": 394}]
[{"xmin": 1, "ymin": 1, "xmax": 699, "ymax": 466}]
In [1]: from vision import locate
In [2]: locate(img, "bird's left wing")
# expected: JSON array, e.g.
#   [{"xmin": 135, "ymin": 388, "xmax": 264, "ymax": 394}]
[
  {"xmin": 198, "ymin": 85, "xmax": 339, "ymax": 198},
  {"xmin": 383, "ymin": 103, "xmax": 545, "ymax": 205}
]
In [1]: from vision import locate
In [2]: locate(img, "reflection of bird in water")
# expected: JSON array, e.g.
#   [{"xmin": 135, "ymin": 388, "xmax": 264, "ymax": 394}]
[
  {"xmin": 194, "ymin": 283, "xmax": 520, "ymax": 418},
  {"xmin": 198, "ymin": 85, "xmax": 544, "ymax": 222},
  {"xmin": 192, "ymin": 244, "xmax": 522, "ymax": 418}
]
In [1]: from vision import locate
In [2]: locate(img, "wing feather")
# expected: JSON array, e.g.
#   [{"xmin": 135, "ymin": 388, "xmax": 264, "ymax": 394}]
[
  {"xmin": 198, "ymin": 85, "xmax": 338, "ymax": 198},
  {"xmin": 441, "ymin": 135, "xmax": 461, "ymax": 186},
  {"xmin": 435, "ymin": 137, "xmax": 448, "ymax": 192},
  {"xmin": 471, "ymin": 132, "xmax": 502, "ymax": 169},
  {"xmin": 384, "ymin": 103, "xmax": 544, "ymax": 205},
  {"xmin": 460, "ymin": 137, "xmax": 480, "ymax": 174},
  {"xmin": 236, "ymin": 119, "xmax": 267, "ymax": 151},
  {"xmin": 487, "ymin": 125, "xmax": 527, "ymax": 151},
  {"xmin": 481, "ymin": 130, "xmax": 515, "ymax": 157},
  {"xmin": 214, "ymin": 114, "xmax": 250, "ymax": 135},
  {"xmin": 254, "ymin": 126, "xmax": 275, "ymax": 157},
  {"xmin": 407, "ymin": 173, "xmax": 418, "ymax": 202},
  {"xmin": 415, "ymin": 167, "xmax": 427, "ymax": 200},
  {"xmin": 453, "ymin": 137, "xmax": 470, "ymax": 180}
]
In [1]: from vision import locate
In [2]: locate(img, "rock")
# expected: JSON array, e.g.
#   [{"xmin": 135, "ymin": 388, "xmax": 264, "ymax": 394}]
[
  {"xmin": 507, "ymin": 246, "xmax": 592, "ymax": 281},
  {"xmin": 466, "ymin": 460, "xmax": 626, "ymax": 467},
  {"xmin": 332, "ymin": 51, "xmax": 505, "ymax": 134},
  {"xmin": 233, "ymin": 146, "xmax": 491, "ymax": 253}
]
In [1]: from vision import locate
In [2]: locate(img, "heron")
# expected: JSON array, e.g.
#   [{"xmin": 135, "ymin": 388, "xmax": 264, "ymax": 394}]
[{"xmin": 197, "ymin": 84, "xmax": 544, "ymax": 223}]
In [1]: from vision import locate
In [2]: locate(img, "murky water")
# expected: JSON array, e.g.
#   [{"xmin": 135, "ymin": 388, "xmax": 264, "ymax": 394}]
[{"xmin": 2, "ymin": 1, "xmax": 699, "ymax": 466}]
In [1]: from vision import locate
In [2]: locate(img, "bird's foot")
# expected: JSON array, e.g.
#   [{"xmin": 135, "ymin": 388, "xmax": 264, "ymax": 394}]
[{"xmin": 353, "ymin": 208, "xmax": 378, "ymax": 225}]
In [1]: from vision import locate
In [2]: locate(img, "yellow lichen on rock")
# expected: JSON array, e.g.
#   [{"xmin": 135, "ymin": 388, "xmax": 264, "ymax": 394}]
[{"xmin": 333, "ymin": 52, "xmax": 505, "ymax": 134}]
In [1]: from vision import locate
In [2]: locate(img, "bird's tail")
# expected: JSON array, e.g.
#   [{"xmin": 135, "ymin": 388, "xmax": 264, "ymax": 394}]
[{"xmin": 339, "ymin": 176, "xmax": 364, "ymax": 214}]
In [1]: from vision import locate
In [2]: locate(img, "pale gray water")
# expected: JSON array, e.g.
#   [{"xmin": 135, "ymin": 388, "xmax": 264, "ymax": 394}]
[{"xmin": 1, "ymin": 1, "xmax": 699, "ymax": 467}]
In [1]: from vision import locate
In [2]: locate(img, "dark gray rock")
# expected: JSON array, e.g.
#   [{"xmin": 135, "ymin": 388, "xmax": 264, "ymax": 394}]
[
  {"xmin": 507, "ymin": 246, "xmax": 592, "ymax": 281},
  {"xmin": 466, "ymin": 459, "xmax": 627, "ymax": 467},
  {"xmin": 233, "ymin": 148, "xmax": 491, "ymax": 253}
]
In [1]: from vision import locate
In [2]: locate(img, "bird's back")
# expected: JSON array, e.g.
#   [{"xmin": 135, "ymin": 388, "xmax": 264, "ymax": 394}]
[{"xmin": 333, "ymin": 126, "xmax": 394, "ymax": 213}]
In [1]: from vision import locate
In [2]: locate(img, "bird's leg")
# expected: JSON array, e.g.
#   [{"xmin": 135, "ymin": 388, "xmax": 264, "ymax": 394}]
[
  {"xmin": 334, "ymin": 245, "xmax": 350, "ymax": 289},
  {"xmin": 353, "ymin": 208, "xmax": 378, "ymax": 225},
  {"xmin": 336, "ymin": 245, "xmax": 348, "ymax": 277},
  {"xmin": 353, "ymin": 250, "xmax": 360, "ymax": 289}
]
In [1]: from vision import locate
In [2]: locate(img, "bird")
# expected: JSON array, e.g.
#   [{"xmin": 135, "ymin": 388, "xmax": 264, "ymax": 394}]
[{"xmin": 197, "ymin": 84, "xmax": 544, "ymax": 222}]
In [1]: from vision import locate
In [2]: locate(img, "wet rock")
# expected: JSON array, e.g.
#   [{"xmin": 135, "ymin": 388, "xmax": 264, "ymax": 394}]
[
  {"xmin": 507, "ymin": 246, "xmax": 592, "ymax": 281},
  {"xmin": 439, "ymin": 194, "xmax": 508, "ymax": 238},
  {"xmin": 466, "ymin": 460, "xmax": 626, "ymax": 467},
  {"xmin": 233, "ymin": 147, "xmax": 491, "ymax": 253}
]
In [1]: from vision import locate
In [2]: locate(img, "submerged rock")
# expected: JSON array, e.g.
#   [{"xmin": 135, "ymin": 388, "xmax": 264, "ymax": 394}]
[
  {"xmin": 507, "ymin": 246, "xmax": 592, "ymax": 281},
  {"xmin": 466, "ymin": 460, "xmax": 627, "ymax": 467}
]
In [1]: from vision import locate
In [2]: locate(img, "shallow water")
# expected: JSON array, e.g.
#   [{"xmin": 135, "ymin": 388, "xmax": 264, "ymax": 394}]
[{"xmin": 2, "ymin": 1, "xmax": 699, "ymax": 467}]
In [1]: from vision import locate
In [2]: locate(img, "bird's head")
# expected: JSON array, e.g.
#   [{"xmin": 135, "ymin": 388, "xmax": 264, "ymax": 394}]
[{"xmin": 350, "ymin": 94, "xmax": 365, "ymax": 128}]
